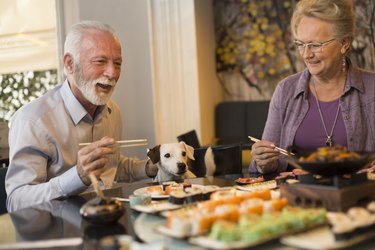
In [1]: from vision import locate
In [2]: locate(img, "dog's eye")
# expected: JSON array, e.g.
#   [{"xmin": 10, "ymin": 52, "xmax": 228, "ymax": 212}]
[
  {"xmin": 182, "ymin": 151, "xmax": 186, "ymax": 157},
  {"xmin": 164, "ymin": 153, "xmax": 171, "ymax": 158}
]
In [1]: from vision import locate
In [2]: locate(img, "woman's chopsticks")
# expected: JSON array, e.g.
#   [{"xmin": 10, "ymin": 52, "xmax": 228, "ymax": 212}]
[
  {"xmin": 248, "ymin": 136, "xmax": 293, "ymax": 156},
  {"xmin": 79, "ymin": 139, "xmax": 148, "ymax": 148}
]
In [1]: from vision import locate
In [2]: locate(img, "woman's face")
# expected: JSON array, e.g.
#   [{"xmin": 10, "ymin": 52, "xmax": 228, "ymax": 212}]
[{"xmin": 295, "ymin": 16, "xmax": 344, "ymax": 79}]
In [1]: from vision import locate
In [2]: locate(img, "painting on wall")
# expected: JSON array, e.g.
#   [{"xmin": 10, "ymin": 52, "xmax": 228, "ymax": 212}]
[{"xmin": 214, "ymin": 0, "xmax": 375, "ymax": 101}]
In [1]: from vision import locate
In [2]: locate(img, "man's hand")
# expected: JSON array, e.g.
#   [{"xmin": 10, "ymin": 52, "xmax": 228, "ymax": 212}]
[{"xmin": 77, "ymin": 136, "xmax": 117, "ymax": 185}]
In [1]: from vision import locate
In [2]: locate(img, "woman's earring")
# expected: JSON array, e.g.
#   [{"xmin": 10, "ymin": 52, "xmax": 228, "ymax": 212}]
[{"xmin": 342, "ymin": 55, "xmax": 346, "ymax": 72}]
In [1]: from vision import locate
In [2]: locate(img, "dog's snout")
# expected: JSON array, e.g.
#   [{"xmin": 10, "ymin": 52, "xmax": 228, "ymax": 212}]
[{"xmin": 177, "ymin": 162, "xmax": 186, "ymax": 172}]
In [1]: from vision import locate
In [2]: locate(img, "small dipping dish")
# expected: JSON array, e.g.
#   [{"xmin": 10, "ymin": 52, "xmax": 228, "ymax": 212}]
[{"xmin": 129, "ymin": 194, "xmax": 152, "ymax": 206}]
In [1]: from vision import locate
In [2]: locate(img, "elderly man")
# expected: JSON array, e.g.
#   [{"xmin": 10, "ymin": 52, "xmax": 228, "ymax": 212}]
[{"xmin": 6, "ymin": 20, "xmax": 157, "ymax": 212}]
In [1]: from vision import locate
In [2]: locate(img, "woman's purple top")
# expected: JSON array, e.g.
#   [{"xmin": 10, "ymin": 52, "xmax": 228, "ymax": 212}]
[
  {"xmin": 249, "ymin": 63, "xmax": 375, "ymax": 174},
  {"xmin": 294, "ymin": 93, "xmax": 347, "ymax": 151}
]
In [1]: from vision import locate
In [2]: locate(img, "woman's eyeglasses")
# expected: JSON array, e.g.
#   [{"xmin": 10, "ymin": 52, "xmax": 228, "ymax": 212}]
[{"xmin": 294, "ymin": 38, "xmax": 336, "ymax": 53}]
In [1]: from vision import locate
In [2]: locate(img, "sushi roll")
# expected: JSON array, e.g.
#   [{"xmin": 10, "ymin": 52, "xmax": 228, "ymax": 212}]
[
  {"xmin": 331, "ymin": 223, "xmax": 355, "ymax": 241},
  {"xmin": 184, "ymin": 189, "xmax": 203, "ymax": 204},
  {"xmin": 197, "ymin": 199, "xmax": 224, "ymax": 212},
  {"xmin": 263, "ymin": 198, "xmax": 288, "ymax": 213},
  {"xmin": 241, "ymin": 189, "xmax": 271, "ymax": 201},
  {"xmin": 168, "ymin": 190, "xmax": 186, "ymax": 205},
  {"xmin": 181, "ymin": 182, "xmax": 192, "ymax": 191},
  {"xmin": 202, "ymin": 185, "xmax": 220, "ymax": 200},
  {"xmin": 146, "ymin": 185, "xmax": 164, "ymax": 195},
  {"xmin": 240, "ymin": 198, "xmax": 264, "ymax": 215},
  {"xmin": 214, "ymin": 204, "xmax": 240, "ymax": 222},
  {"xmin": 166, "ymin": 212, "xmax": 191, "ymax": 236},
  {"xmin": 164, "ymin": 182, "xmax": 183, "ymax": 195},
  {"xmin": 209, "ymin": 220, "xmax": 241, "ymax": 242},
  {"xmin": 210, "ymin": 189, "xmax": 243, "ymax": 205},
  {"xmin": 162, "ymin": 181, "xmax": 177, "ymax": 192},
  {"xmin": 347, "ymin": 207, "xmax": 373, "ymax": 235},
  {"xmin": 326, "ymin": 212, "xmax": 354, "ymax": 241},
  {"xmin": 190, "ymin": 210, "xmax": 217, "ymax": 235},
  {"xmin": 240, "ymin": 221, "xmax": 269, "ymax": 244}
]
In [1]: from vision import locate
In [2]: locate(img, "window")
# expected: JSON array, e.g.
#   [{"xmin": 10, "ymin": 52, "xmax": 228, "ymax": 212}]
[{"xmin": 0, "ymin": 0, "xmax": 58, "ymax": 121}]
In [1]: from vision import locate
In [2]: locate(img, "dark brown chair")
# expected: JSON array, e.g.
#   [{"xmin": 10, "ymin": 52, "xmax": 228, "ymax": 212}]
[
  {"xmin": 189, "ymin": 143, "xmax": 243, "ymax": 177},
  {"xmin": 0, "ymin": 167, "xmax": 8, "ymax": 214},
  {"xmin": 177, "ymin": 130, "xmax": 201, "ymax": 149},
  {"xmin": 211, "ymin": 143, "xmax": 242, "ymax": 176}
]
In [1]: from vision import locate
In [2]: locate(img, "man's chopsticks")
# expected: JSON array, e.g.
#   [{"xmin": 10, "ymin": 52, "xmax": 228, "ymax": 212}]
[
  {"xmin": 248, "ymin": 136, "xmax": 293, "ymax": 156},
  {"xmin": 79, "ymin": 139, "xmax": 147, "ymax": 148}
]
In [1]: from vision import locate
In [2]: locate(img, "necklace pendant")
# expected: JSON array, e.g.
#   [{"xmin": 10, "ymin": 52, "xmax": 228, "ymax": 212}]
[{"xmin": 326, "ymin": 136, "xmax": 333, "ymax": 147}]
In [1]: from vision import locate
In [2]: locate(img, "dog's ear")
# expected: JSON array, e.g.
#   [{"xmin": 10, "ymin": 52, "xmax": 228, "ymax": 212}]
[
  {"xmin": 147, "ymin": 145, "xmax": 161, "ymax": 164},
  {"xmin": 180, "ymin": 141, "xmax": 195, "ymax": 160}
]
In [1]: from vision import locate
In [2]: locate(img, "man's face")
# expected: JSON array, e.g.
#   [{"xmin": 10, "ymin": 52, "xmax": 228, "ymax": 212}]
[
  {"xmin": 73, "ymin": 62, "xmax": 116, "ymax": 106},
  {"xmin": 73, "ymin": 30, "xmax": 122, "ymax": 106}
]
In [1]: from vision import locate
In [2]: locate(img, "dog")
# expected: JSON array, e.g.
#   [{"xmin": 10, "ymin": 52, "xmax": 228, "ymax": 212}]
[{"xmin": 147, "ymin": 141, "xmax": 215, "ymax": 182}]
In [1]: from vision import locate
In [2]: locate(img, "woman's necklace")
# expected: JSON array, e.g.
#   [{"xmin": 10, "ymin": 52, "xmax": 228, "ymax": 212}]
[{"xmin": 312, "ymin": 79, "xmax": 341, "ymax": 147}]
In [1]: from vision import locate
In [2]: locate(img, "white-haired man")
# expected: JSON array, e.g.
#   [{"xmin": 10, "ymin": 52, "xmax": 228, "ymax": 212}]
[{"xmin": 6, "ymin": 20, "xmax": 157, "ymax": 212}]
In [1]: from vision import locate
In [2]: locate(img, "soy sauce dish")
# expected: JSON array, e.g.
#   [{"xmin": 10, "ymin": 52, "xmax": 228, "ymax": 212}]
[{"xmin": 80, "ymin": 197, "xmax": 125, "ymax": 224}]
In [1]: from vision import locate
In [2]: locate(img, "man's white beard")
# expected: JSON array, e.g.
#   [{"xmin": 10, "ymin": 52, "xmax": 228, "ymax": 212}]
[{"xmin": 73, "ymin": 64, "xmax": 117, "ymax": 106}]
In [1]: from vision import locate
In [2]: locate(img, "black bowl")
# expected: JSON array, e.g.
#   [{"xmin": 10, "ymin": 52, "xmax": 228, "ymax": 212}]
[
  {"xmin": 287, "ymin": 146, "xmax": 375, "ymax": 176},
  {"xmin": 287, "ymin": 149, "xmax": 375, "ymax": 176},
  {"xmin": 80, "ymin": 197, "xmax": 125, "ymax": 224}
]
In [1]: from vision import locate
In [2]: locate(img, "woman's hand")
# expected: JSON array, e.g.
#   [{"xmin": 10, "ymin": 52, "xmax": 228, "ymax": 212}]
[{"xmin": 251, "ymin": 140, "xmax": 280, "ymax": 173}]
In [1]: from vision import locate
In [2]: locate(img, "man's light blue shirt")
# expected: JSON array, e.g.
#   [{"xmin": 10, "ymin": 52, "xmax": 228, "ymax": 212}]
[{"xmin": 6, "ymin": 80, "xmax": 148, "ymax": 212}]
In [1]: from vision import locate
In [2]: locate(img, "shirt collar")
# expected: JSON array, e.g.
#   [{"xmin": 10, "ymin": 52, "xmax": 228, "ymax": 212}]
[
  {"xmin": 345, "ymin": 62, "xmax": 365, "ymax": 94},
  {"xmin": 60, "ymin": 80, "xmax": 112, "ymax": 125},
  {"xmin": 293, "ymin": 69, "xmax": 310, "ymax": 99},
  {"xmin": 292, "ymin": 60, "xmax": 365, "ymax": 99}
]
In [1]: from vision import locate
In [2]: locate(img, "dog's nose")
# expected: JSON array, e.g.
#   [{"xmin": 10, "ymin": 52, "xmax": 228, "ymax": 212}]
[{"xmin": 177, "ymin": 162, "xmax": 186, "ymax": 172}]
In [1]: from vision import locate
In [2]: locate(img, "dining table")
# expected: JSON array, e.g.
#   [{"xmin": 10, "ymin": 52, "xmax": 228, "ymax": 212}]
[{"xmin": 0, "ymin": 175, "xmax": 374, "ymax": 250}]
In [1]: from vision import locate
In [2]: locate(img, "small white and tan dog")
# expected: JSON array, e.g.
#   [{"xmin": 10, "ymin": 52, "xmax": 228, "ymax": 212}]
[{"xmin": 147, "ymin": 141, "xmax": 215, "ymax": 182}]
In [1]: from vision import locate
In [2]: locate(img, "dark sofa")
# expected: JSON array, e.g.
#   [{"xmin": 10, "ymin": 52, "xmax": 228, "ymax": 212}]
[{"xmin": 215, "ymin": 101, "xmax": 270, "ymax": 146}]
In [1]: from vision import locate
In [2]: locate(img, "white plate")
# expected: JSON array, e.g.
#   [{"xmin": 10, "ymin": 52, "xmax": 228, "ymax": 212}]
[
  {"xmin": 133, "ymin": 184, "xmax": 206, "ymax": 199},
  {"xmin": 133, "ymin": 213, "xmax": 166, "ymax": 243},
  {"xmin": 189, "ymin": 236, "xmax": 268, "ymax": 250},
  {"xmin": 281, "ymin": 226, "xmax": 375, "ymax": 250},
  {"xmin": 133, "ymin": 185, "xmax": 168, "ymax": 199},
  {"xmin": 236, "ymin": 180, "xmax": 277, "ymax": 192},
  {"xmin": 131, "ymin": 200, "xmax": 183, "ymax": 213}
]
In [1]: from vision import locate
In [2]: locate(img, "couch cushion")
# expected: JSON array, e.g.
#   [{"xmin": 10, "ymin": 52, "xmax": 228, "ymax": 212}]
[
  {"xmin": 215, "ymin": 102, "xmax": 247, "ymax": 145},
  {"xmin": 245, "ymin": 101, "xmax": 269, "ymax": 139},
  {"xmin": 215, "ymin": 101, "xmax": 269, "ymax": 145}
]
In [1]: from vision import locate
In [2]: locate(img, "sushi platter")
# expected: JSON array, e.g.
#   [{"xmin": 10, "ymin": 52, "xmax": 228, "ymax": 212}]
[
  {"xmin": 281, "ymin": 226, "xmax": 375, "ymax": 250},
  {"xmin": 236, "ymin": 180, "xmax": 277, "ymax": 192},
  {"xmin": 131, "ymin": 200, "xmax": 183, "ymax": 213},
  {"xmin": 133, "ymin": 183, "xmax": 206, "ymax": 198},
  {"xmin": 133, "ymin": 186, "xmax": 170, "ymax": 199},
  {"xmin": 129, "ymin": 169, "xmax": 375, "ymax": 250},
  {"xmin": 188, "ymin": 206, "xmax": 327, "ymax": 249},
  {"xmin": 282, "ymin": 202, "xmax": 375, "ymax": 249},
  {"xmin": 156, "ymin": 224, "xmax": 204, "ymax": 239},
  {"xmin": 234, "ymin": 176, "xmax": 265, "ymax": 185}
]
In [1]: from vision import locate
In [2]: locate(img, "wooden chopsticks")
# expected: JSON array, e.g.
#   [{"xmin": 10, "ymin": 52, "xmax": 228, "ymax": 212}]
[
  {"xmin": 248, "ymin": 136, "xmax": 293, "ymax": 156},
  {"xmin": 79, "ymin": 139, "xmax": 148, "ymax": 148}
]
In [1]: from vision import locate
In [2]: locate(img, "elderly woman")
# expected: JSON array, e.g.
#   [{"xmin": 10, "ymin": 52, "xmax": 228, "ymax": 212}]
[{"xmin": 250, "ymin": 0, "xmax": 375, "ymax": 174}]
